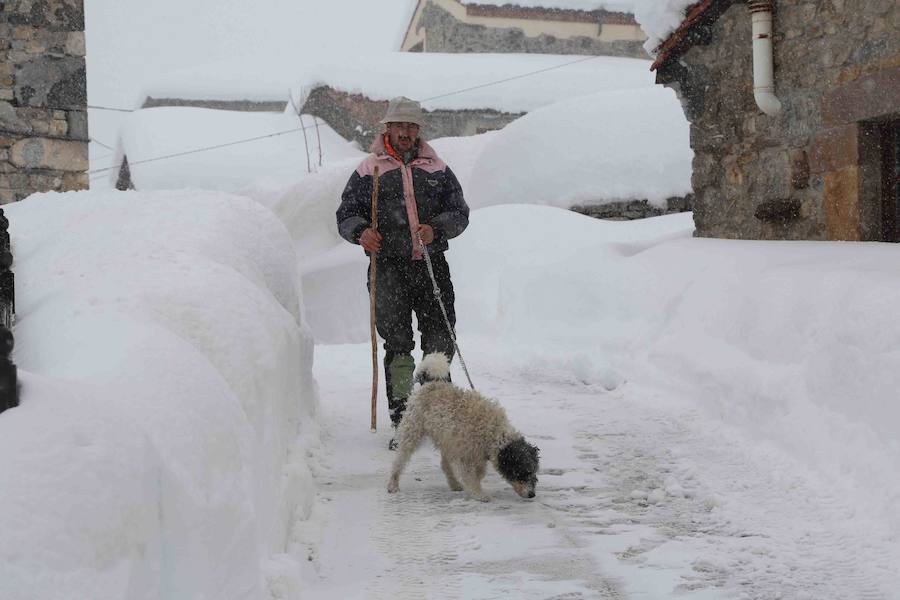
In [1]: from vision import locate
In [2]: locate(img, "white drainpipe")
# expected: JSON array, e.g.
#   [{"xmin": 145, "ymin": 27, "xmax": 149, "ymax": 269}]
[{"xmin": 748, "ymin": 0, "xmax": 782, "ymax": 116}]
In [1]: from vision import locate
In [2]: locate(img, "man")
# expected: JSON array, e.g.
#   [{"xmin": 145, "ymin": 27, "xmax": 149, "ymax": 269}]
[{"xmin": 336, "ymin": 96, "xmax": 469, "ymax": 447}]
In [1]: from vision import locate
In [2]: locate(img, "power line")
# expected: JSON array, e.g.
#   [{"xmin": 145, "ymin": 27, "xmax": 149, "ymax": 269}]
[
  {"xmin": 88, "ymin": 124, "xmax": 316, "ymax": 176},
  {"xmin": 422, "ymin": 54, "xmax": 602, "ymax": 102},
  {"xmin": 87, "ymin": 104, "xmax": 135, "ymax": 113},
  {"xmin": 90, "ymin": 136, "xmax": 116, "ymax": 151}
]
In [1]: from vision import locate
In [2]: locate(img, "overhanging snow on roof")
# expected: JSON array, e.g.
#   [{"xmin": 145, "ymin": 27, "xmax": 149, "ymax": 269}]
[{"xmin": 642, "ymin": 0, "xmax": 734, "ymax": 71}]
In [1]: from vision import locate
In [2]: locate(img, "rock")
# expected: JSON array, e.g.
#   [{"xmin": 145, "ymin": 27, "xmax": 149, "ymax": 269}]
[
  {"xmin": 0, "ymin": 102, "xmax": 32, "ymax": 134},
  {"xmin": 9, "ymin": 137, "xmax": 88, "ymax": 171}
]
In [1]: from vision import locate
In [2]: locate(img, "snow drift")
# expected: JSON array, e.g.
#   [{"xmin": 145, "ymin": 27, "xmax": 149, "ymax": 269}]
[{"xmin": 1, "ymin": 191, "xmax": 316, "ymax": 600}]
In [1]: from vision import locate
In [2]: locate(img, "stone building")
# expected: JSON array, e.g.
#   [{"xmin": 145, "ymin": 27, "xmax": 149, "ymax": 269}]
[
  {"xmin": 402, "ymin": 0, "xmax": 648, "ymax": 58},
  {"xmin": 652, "ymin": 0, "xmax": 900, "ymax": 241},
  {"xmin": 0, "ymin": 0, "xmax": 89, "ymax": 204}
]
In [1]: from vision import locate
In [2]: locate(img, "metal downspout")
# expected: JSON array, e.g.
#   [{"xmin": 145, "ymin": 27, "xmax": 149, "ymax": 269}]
[{"xmin": 749, "ymin": 0, "xmax": 782, "ymax": 116}]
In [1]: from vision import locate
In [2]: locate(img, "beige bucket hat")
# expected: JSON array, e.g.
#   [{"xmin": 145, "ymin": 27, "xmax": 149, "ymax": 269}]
[{"xmin": 380, "ymin": 96, "xmax": 425, "ymax": 127}]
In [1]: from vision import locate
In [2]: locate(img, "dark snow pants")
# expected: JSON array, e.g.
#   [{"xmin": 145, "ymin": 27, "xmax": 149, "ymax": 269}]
[{"xmin": 368, "ymin": 252, "xmax": 456, "ymax": 425}]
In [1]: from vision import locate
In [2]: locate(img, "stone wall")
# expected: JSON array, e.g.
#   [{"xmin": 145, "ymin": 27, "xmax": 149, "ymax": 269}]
[
  {"xmin": 419, "ymin": 1, "xmax": 648, "ymax": 58},
  {"xmin": 0, "ymin": 0, "xmax": 88, "ymax": 204},
  {"xmin": 572, "ymin": 194, "xmax": 693, "ymax": 221},
  {"xmin": 302, "ymin": 86, "xmax": 522, "ymax": 149},
  {"xmin": 656, "ymin": 0, "xmax": 900, "ymax": 241}
]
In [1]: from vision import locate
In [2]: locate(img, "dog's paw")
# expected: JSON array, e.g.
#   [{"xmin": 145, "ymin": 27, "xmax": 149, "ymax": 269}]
[
  {"xmin": 476, "ymin": 494, "xmax": 492, "ymax": 502},
  {"xmin": 448, "ymin": 484, "xmax": 464, "ymax": 492},
  {"xmin": 387, "ymin": 479, "xmax": 399, "ymax": 494}
]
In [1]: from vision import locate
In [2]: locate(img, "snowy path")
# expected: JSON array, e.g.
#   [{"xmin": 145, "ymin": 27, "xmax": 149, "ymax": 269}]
[{"xmin": 296, "ymin": 343, "xmax": 898, "ymax": 600}]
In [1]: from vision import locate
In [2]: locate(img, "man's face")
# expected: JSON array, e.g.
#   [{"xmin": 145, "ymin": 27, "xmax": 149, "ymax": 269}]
[{"xmin": 386, "ymin": 122, "xmax": 420, "ymax": 153}]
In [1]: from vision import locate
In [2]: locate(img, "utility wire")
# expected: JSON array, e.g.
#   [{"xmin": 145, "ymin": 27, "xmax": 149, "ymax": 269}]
[
  {"xmin": 422, "ymin": 54, "xmax": 601, "ymax": 102},
  {"xmin": 90, "ymin": 54, "xmax": 606, "ymax": 175},
  {"xmin": 88, "ymin": 125, "xmax": 316, "ymax": 176},
  {"xmin": 87, "ymin": 104, "xmax": 136, "ymax": 113},
  {"xmin": 90, "ymin": 136, "xmax": 116, "ymax": 151}
]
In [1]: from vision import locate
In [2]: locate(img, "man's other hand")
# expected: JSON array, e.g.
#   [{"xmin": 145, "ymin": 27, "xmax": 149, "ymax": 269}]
[
  {"xmin": 417, "ymin": 224, "xmax": 434, "ymax": 245},
  {"xmin": 360, "ymin": 228, "xmax": 382, "ymax": 253}
]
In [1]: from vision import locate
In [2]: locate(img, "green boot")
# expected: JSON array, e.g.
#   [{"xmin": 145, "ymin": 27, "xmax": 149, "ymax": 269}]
[{"xmin": 387, "ymin": 353, "xmax": 415, "ymax": 427}]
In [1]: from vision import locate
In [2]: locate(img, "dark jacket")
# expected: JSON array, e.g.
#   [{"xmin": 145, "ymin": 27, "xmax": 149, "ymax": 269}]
[{"xmin": 337, "ymin": 136, "xmax": 469, "ymax": 258}]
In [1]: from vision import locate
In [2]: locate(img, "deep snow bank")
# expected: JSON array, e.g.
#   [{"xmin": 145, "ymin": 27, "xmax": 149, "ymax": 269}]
[{"xmin": 1, "ymin": 190, "xmax": 316, "ymax": 600}]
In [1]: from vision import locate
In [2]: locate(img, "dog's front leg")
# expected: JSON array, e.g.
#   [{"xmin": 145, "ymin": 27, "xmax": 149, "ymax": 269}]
[
  {"xmin": 441, "ymin": 454, "xmax": 464, "ymax": 491},
  {"xmin": 457, "ymin": 462, "xmax": 491, "ymax": 502},
  {"xmin": 388, "ymin": 454, "xmax": 406, "ymax": 494}
]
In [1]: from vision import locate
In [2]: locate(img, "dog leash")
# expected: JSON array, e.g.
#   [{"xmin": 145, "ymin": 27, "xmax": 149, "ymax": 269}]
[{"xmin": 417, "ymin": 233, "xmax": 476, "ymax": 390}]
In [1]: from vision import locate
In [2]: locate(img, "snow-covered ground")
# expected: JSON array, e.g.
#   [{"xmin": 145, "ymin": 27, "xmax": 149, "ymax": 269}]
[
  {"xmin": 7, "ymin": 1, "xmax": 896, "ymax": 597},
  {"xmin": 3, "ymin": 188, "xmax": 899, "ymax": 598},
  {"xmin": 308, "ymin": 335, "xmax": 900, "ymax": 599}
]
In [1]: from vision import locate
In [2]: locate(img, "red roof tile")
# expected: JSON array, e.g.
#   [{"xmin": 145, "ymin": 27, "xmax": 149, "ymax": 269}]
[{"xmin": 650, "ymin": 0, "xmax": 732, "ymax": 71}]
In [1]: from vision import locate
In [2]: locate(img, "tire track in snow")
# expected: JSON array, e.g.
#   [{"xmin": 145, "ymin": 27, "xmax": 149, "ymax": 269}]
[
  {"xmin": 520, "ymin": 376, "xmax": 897, "ymax": 600},
  {"xmin": 367, "ymin": 455, "xmax": 466, "ymax": 600}
]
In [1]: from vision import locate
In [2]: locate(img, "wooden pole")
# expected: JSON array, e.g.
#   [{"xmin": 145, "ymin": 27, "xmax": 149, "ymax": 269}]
[{"xmin": 369, "ymin": 166, "xmax": 380, "ymax": 431}]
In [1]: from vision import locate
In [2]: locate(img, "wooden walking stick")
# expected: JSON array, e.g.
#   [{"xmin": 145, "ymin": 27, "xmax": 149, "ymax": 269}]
[{"xmin": 369, "ymin": 166, "xmax": 380, "ymax": 431}]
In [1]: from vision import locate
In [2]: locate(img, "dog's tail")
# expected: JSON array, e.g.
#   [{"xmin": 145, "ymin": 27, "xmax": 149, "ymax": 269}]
[{"xmin": 415, "ymin": 352, "xmax": 451, "ymax": 384}]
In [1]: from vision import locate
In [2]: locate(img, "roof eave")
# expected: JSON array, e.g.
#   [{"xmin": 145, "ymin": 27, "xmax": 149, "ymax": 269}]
[{"xmin": 650, "ymin": 0, "xmax": 735, "ymax": 71}]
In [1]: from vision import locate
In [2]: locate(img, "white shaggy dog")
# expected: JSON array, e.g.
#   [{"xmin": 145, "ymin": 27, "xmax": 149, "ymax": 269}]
[{"xmin": 387, "ymin": 353, "xmax": 540, "ymax": 502}]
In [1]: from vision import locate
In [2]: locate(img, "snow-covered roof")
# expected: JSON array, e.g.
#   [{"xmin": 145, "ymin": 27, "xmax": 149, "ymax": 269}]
[
  {"xmin": 645, "ymin": 0, "xmax": 733, "ymax": 70},
  {"xmin": 294, "ymin": 52, "xmax": 654, "ymax": 113},
  {"xmin": 144, "ymin": 52, "xmax": 654, "ymax": 113},
  {"xmin": 139, "ymin": 55, "xmax": 307, "ymax": 104},
  {"xmin": 632, "ymin": 0, "xmax": 702, "ymax": 56},
  {"xmin": 460, "ymin": 0, "xmax": 635, "ymax": 12},
  {"xmin": 463, "ymin": 86, "xmax": 692, "ymax": 210}
]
